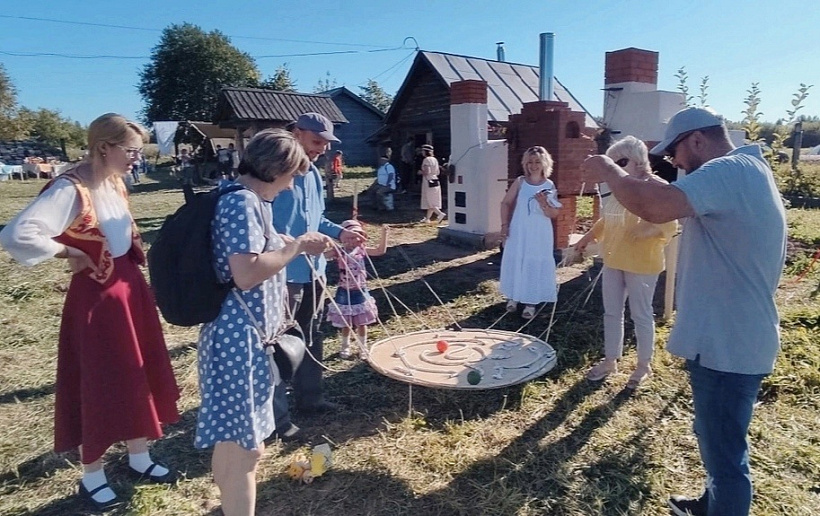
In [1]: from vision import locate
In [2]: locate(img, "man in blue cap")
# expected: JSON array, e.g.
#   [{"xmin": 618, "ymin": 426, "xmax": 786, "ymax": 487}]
[
  {"xmin": 271, "ymin": 113, "xmax": 364, "ymax": 439},
  {"xmin": 582, "ymin": 107, "xmax": 786, "ymax": 516}
]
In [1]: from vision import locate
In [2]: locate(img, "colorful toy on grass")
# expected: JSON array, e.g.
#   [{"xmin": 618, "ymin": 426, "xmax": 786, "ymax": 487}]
[{"xmin": 286, "ymin": 444, "xmax": 333, "ymax": 484}]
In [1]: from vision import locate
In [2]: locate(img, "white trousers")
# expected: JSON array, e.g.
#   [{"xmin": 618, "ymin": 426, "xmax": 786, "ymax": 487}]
[{"xmin": 601, "ymin": 266, "xmax": 659, "ymax": 363}]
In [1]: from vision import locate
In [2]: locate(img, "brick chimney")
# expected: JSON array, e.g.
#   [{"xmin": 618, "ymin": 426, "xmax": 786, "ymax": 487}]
[{"xmin": 605, "ymin": 47, "xmax": 658, "ymax": 86}]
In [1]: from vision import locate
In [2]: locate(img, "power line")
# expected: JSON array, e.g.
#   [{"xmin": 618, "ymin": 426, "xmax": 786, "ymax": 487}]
[
  {"xmin": 0, "ymin": 14, "xmax": 386, "ymax": 48},
  {"xmin": 0, "ymin": 45, "xmax": 412, "ymax": 61},
  {"xmin": 0, "ymin": 50, "xmax": 146, "ymax": 59}
]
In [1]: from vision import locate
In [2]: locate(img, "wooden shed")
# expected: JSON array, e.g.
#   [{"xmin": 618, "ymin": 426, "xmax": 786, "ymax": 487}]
[
  {"xmin": 321, "ymin": 87, "xmax": 385, "ymax": 166},
  {"xmin": 370, "ymin": 50, "xmax": 598, "ymax": 160},
  {"xmin": 213, "ymin": 87, "xmax": 348, "ymax": 152}
]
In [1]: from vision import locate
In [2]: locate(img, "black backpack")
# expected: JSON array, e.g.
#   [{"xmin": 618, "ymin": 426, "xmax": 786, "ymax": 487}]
[{"xmin": 148, "ymin": 183, "xmax": 243, "ymax": 326}]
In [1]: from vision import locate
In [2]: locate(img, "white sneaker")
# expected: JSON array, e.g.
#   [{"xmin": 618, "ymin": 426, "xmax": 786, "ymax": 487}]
[{"xmin": 586, "ymin": 359, "xmax": 618, "ymax": 381}]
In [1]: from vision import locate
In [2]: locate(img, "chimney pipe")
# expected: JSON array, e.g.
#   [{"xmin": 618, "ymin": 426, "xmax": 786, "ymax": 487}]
[
  {"xmin": 496, "ymin": 41, "xmax": 505, "ymax": 62},
  {"xmin": 539, "ymin": 32, "xmax": 555, "ymax": 101}
]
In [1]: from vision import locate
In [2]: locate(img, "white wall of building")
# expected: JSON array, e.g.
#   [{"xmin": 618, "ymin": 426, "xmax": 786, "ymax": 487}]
[
  {"xmin": 603, "ymin": 81, "xmax": 686, "ymax": 143},
  {"xmin": 447, "ymin": 102, "xmax": 508, "ymax": 235}
]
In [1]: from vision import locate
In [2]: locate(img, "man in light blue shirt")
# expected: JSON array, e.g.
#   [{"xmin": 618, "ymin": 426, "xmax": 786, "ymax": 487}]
[
  {"xmin": 582, "ymin": 107, "xmax": 786, "ymax": 516},
  {"xmin": 271, "ymin": 113, "xmax": 363, "ymax": 437}
]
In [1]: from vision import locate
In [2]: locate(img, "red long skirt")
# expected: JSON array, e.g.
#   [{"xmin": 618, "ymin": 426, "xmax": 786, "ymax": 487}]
[{"xmin": 54, "ymin": 254, "xmax": 180, "ymax": 464}]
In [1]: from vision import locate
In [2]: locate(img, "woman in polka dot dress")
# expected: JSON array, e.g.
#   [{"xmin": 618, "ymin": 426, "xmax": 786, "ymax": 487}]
[{"xmin": 195, "ymin": 129, "xmax": 332, "ymax": 516}]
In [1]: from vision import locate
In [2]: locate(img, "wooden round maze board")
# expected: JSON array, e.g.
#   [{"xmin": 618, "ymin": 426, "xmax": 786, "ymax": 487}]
[{"xmin": 366, "ymin": 328, "xmax": 557, "ymax": 390}]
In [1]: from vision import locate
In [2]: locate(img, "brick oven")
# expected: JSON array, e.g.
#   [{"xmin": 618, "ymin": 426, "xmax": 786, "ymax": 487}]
[{"xmin": 506, "ymin": 101, "xmax": 598, "ymax": 250}]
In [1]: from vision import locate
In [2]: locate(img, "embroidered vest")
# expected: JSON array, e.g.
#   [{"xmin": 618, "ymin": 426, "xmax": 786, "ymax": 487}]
[{"xmin": 42, "ymin": 172, "xmax": 145, "ymax": 284}]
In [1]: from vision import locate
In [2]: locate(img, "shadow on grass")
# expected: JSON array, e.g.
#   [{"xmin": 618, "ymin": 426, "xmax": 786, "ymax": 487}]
[
  {"xmin": 252, "ymin": 379, "xmax": 647, "ymax": 515},
  {"xmin": 3, "ymin": 407, "xmax": 212, "ymax": 516}
]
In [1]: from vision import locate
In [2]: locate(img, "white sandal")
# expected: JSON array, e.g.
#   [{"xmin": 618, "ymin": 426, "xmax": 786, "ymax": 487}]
[
  {"xmin": 521, "ymin": 305, "xmax": 536, "ymax": 319},
  {"xmin": 506, "ymin": 300, "xmax": 518, "ymax": 313}
]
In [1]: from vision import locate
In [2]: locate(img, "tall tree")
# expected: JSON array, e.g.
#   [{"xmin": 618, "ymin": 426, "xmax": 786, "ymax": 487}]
[
  {"xmin": 260, "ymin": 64, "xmax": 297, "ymax": 92},
  {"xmin": 138, "ymin": 23, "xmax": 260, "ymax": 123},
  {"xmin": 18, "ymin": 107, "xmax": 87, "ymax": 147},
  {"xmin": 358, "ymin": 79, "xmax": 393, "ymax": 113},
  {"xmin": 0, "ymin": 63, "xmax": 22, "ymax": 139},
  {"xmin": 313, "ymin": 71, "xmax": 338, "ymax": 93}
]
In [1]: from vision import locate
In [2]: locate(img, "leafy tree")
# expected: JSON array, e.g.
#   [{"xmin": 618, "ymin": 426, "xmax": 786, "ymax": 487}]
[
  {"xmin": 138, "ymin": 23, "xmax": 260, "ymax": 123},
  {"xmin": 771, "ymin": 84, "xmax": 812, "ymax": 156},
  {"xmin": 260, "ymin": 64, "xmax": 297, "ymax": 92},
  {"xmin": 358, "ymin": 79, "xmax": 393, "ymax": 113},
  {"xmin": 15, "ymin": 107, "xmax": 87, "ymax": 148},
  {"xmin": 313, "ymin": 71, "xmax": 338, "ymax": 93},
  {"xmin": 676, "ymin": 66, "xmax": 710, "ymax": 108},
  {"xmin": 741, "ymin": 83, "xmax": 763, "ymax": 142},
  {"xmin": 0, "ymin": 63, "xmax": 23, "ymax": 139},
  {"xmin": 0, "ymin": 63, "xmax": 16, "ymax": 115},
  {"xmin": 698, "ymin": 76, "xmax": 710, "ymax": 108},
  {"xmin": 675, "ymin": 67, "xmax": 693, "ymax": 107}
]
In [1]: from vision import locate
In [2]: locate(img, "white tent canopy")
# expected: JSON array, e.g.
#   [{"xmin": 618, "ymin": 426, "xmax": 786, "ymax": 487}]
[{"xmin": 152, "ymin": 122, "xmax": 179, "ymax": 157}]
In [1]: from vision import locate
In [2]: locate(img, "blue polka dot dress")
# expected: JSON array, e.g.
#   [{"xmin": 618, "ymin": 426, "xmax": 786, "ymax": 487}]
[{"xmin": 195, "ymin": 187, "xmax": 286, "ymax": 450}]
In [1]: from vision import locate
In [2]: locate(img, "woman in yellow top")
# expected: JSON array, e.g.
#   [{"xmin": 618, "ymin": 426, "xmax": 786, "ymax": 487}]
[{"xmin": 574, "ymin": 136, "xmax": 677, "ymax": 388}]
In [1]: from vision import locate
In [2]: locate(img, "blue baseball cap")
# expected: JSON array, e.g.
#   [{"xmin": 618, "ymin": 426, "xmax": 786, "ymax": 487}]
[
  {"xmin": 650, "ymin": 107, "xmax": 725, "ymax": 156},
  {"xmin": 295, "ymin": 112, "xmax": 340, "ymax": 143}
]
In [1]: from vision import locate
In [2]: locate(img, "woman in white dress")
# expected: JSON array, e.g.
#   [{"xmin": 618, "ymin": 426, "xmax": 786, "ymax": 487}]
[
  {"xmin": 418, "ymin": 144, "xmax": 446, "ymax": 223},
  {"xmin": 499, "ymin": 146, "xmax": 562, "ymax": 319}
]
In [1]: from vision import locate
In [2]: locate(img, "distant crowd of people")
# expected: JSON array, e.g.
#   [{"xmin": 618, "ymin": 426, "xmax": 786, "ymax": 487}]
[{"xmin": 0, "ymin": 106, "xmax": 787, "ymax": 516}]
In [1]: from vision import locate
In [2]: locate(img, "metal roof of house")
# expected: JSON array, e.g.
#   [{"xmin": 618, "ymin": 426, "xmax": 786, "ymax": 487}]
[
  {"xmin": 322, "ymin": 87, "xmax": 386, "ymax": 118},
  {"xmin": 389, "ymin": 51, "xmax": 598, "ymax": 128},
  {"xmin": 215, "ymin": 87, "xmax": 348, "ymax": 125}
]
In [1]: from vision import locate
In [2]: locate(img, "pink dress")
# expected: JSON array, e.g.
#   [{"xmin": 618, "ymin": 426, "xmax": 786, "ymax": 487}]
[{"xmin": 326, "ymin": 246, "xmax": 379, "ymax": 328}]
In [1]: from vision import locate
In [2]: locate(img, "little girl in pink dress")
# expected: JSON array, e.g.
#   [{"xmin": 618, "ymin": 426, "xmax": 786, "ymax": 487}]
[{"xmin": 326, "ymin": 220, "xmax": 389, "ymax": 358}]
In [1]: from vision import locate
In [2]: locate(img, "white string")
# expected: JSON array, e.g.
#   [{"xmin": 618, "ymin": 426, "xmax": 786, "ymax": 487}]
[
  {"xmin": 320, "ymin": 241, "xmax": 398, "ymax": 355},
  {"xmin": 395, "ymin": 245, "xmax": 463, "ymax": 330}
]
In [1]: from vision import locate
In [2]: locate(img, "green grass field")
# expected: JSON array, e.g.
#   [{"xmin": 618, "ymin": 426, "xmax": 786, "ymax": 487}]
[{"xmin": 0, "ymin": 165, "xmax": 818, "ymax": 515}]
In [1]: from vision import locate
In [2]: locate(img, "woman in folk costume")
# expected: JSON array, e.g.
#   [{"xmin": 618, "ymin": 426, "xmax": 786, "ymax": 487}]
[
  {"xmin": 499, "ymin": 146, "xmax": 562, "ymax": 320},
  {"xmin": 0, "ymin": 113, "xmax": 180, "ymax": 511}
]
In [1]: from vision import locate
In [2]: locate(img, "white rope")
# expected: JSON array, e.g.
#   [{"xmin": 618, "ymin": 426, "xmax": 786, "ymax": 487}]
[
  {"xmin": 484, "ymin": 309, "xmax": 511, "ymax": 331},
  {"xmin": 321, "ymin": 241, "xmax": 398, "ymax": 355},
  {"xmin": 395, "ymin": 245, "xmax": 463, "ymax": 330}
]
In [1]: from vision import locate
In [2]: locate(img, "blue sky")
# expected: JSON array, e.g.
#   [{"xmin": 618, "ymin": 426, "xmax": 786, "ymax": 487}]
[{"xmin": 1, "ymin": 0, "xmax": 816, "ymax": 127}]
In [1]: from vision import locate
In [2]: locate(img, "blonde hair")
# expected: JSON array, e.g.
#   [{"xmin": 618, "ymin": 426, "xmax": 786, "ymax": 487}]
[
  {"xmin": 239, "ymin": 129, "xmax": 309, "ymax": 182},
  {"xmin": 87, "ymin": 113, "xmax": 148, "ymax": 161},
  {"xmin": 606, "ymin": 136, "xmax": 650, "ymax": 173},
  {"xmin": 521, "ymin": 146, "xmax": 553, "ymax": 178}
]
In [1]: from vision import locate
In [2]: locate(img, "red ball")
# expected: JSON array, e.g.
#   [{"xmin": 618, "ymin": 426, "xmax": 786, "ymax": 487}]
[{"xmin": 436, "ymin": 340, "xmax": 449, "ymax": 353}]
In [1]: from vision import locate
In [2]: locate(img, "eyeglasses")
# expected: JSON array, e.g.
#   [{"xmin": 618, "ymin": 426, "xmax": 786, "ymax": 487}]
[
  {"xmin": 615, "ymin": 157, "xmax": 629, "ymax": 167},
  {"xmin": 667, "ymin": 131, "xmax": 695, "ymax": 159},
  {"xmin": 115, "ymin": 144, "xmax": 143, "ymax": 158}
]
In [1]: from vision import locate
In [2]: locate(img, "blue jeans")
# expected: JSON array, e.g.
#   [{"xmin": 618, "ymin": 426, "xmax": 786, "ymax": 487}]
[{"xmin": 687, "ymin": 358, "xmax": 765, "ymax": 516}]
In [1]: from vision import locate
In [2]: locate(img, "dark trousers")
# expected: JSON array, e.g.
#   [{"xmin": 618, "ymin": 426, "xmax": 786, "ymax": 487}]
[
  {"xmin": 400, "ymin": 162, "xmax": 414, "ymax": 190},
  {"xmin": 273, "ymin": 281, "xmax": 326, "ymax": 427}
]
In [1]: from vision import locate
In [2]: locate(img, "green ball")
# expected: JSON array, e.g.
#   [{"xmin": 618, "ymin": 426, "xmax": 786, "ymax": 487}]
[{"xmin": 467, "ymin": 370, "xmax": 482, "ymax": 385}]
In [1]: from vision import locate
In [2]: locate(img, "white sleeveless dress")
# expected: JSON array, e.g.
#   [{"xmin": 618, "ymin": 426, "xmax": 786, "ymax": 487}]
[{"xmin": 499, "ymin": 178, "xmax": 558, "ymax": 304}]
